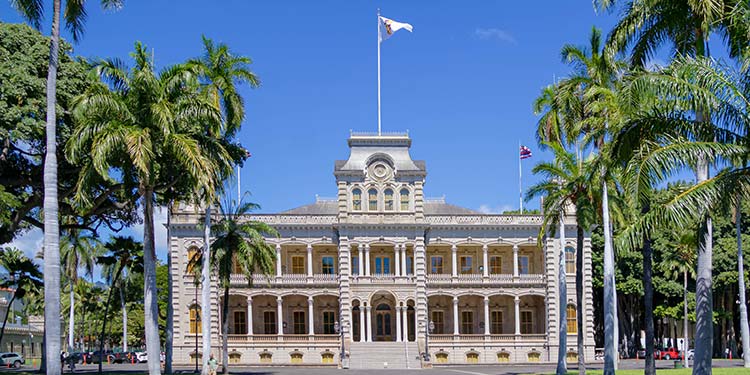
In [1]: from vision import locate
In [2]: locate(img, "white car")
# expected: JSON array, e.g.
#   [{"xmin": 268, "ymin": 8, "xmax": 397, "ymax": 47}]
[
  {"xmin": 687, "ymin": 349, "xmax": 694, "ymax": 360},
  {"xmin": 136, "ymin": 352, "xmax": 148, "ymax": 363}
]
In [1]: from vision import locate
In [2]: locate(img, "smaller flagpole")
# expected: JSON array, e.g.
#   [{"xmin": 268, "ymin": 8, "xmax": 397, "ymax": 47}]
[
  {"xmin": 377, "ymin": 8, "xmax": 382, "ymax": 135},
  {"xmin": 237, "ymin": 165, "xmax": 241, "ymax": 204},
  {"xmin": 519, "ymin": 141, "xmax": 523, "ymax": 214}
]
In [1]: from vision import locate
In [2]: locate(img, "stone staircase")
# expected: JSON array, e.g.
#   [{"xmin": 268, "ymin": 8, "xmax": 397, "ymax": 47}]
[{"xmin": 348, "ymin": 341, "xmax": 422, "ymax": 369}]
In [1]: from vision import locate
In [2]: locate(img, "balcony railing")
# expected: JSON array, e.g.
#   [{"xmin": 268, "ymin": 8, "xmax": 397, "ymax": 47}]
[
  {"xmin": 221, "ymin": 334, "xmax": 340, "ymax": 344},
  {"xmin": 429, "ymin": 333, "xmax": 547, "ymax": 344},
  {"xmin": 230, "ymin": 273, "xmax": 339, "ymax": 286},
  {"xmin": 426, "ymin": 273, "xmax": 545, "ymax": 285}
]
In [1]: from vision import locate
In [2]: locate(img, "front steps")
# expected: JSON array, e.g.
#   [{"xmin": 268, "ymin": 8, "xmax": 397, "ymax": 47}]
[{"xmin": 348, "ymin": 341, "xmax": 421, "ymax": 369}]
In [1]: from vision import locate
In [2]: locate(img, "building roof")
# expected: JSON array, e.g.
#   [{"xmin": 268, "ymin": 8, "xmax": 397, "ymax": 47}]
[
  {"xmin": 423, "ymin": 200, "xmax": 480, "ymax": 215},
  {"xmin": 279, "ymin": 198, "xmax": 480, "ymax": 216},
  {"xmin": 280, "ymin": 200, "xmax": 338, "ymax": 215}
]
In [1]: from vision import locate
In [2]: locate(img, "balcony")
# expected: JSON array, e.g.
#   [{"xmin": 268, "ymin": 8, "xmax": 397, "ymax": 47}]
[
  {"xmin": 200, "ymin": 334, "xmax": 340, "ymax": 345},
  {"xmin": 229, "ymin": 273, "xmax": 339, "ymax": 287},
  {"xmin": 426, "ymin": 273, "xmax": 545, "ymax": 286},
  {"xmin": 429, "ymin": 333, "xmax": 547, "ymax": 344}
]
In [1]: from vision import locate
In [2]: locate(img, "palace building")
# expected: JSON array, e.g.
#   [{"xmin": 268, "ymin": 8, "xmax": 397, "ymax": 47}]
[{"xmin": 168, "ymin": 132, "xmax": 595, "ymax": 368}]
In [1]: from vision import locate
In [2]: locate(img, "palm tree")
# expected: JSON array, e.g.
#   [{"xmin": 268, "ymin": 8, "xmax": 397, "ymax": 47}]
[
  {"xmin": 0, "ymin": 248, "xmax": 43, "ymax": 346},
  {"xmin": 67, "ymin": 42, "xmax": 229, "ymax": 375},
  {"xmin": 60, "ymin": 232, "xmax": 100, "ymax": 352},
  {"xmin": 735, "ymin": 200, "xmax": 750, "ymax": 368},
  {"xmin": 8, "ymin": 2, "xmax": 123, "ymax": 374},
  {"xmin": 659, "ymin": 228, "xmax": 697, "ymax": 368},
  {"xmin": 100, "ymin": 236, "xmax": 143, "ymax": 355},
  {"xmin": 186, "ymin": 36, "xmax": 259, "ymax": 374},
  {"xmin": 190, "ymin": 197, "xmax": 277, "ymax": 374},
  {"xmin": 527, "ymin": 142, "xmax": 596, "ymax": 375}
]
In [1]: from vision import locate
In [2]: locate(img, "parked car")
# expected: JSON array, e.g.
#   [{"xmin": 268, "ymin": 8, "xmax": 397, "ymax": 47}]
[
  {"xmin": 135, "ymin": 352, "xmax": 148, "ymax": 363},
  {"xmin": 655, "ymin": 347, "xmax": 683, "ymax": 360},
  {"xmin": 687, "ymin": 349, "xmax": 694, "ymax": 360},
  {"xmin": 0, "ymin": 352, "xmax": 25, "ymax": 368},
  {"xmin": 89, "ymin": 351, "xmax": 116, "ymax": 364}
]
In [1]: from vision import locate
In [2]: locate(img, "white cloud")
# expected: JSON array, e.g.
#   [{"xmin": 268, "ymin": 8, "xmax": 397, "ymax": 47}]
[
  {"xmin": 130, "ymin": 206, "xmax": 169, "ymax": 262},
  {"xmin": 478, "ymin": 204, "xmax": 515, "ymax": 214},
  {"xmin": 6, "ymin": 228, "xmax": 44, "ymax": 261},
  {"xmin": 474, "ymin": 28, "xmax": 517, "ymax": 44}
]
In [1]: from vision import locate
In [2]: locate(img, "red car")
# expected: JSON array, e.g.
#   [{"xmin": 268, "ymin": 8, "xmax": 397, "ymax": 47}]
[{"xmin": 655, "ymin": 347, "xmax": 683, "ymax": 360}]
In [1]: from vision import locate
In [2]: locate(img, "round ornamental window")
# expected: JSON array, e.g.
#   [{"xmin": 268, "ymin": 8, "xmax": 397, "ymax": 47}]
[{"xmin": 373, "ymin": 164, "xmax": 387, "ymax": 178}]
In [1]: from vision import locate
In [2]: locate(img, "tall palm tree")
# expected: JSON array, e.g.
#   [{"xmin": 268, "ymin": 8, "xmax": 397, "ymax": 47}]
[
  {"xmin": 60, "ymin": 232, "xmax": 100, "ymax": 351},
  {"xmin": 0, "ymin": 248, "xmax": 43, "ymax": 346},
  {"xmin": 596, "ymin": 2, "xmax": 750, "ymax": 371},
  {"xmin": 67, "ymin": 42, "xmax": 229, "ymax": 375},
  {"xmin": 8, "ymin": 2, "xmax": 123, "ymax": 374},
  {"xmin": 100, "ymin": 236, "xmax": 143, "ymax": 355},
  {"xmin": 190, "ymin": 197, "xmax": 277, "ymax": 374},
  {"xmin": 735, "ymin": 199, "xmax": 750, "ymax": 368},
  {"xmin": 527, "ymin": 142, "xmax": 596, "ymax": 375},
  {"xmin": 186, "ymin": 36, "xmax": 259, "ymax": 374}
]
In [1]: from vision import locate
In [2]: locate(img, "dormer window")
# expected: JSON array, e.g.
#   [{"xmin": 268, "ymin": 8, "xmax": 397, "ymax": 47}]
[
  {"xmin": 384, "ymin": 189, "xmax": 394, "ymax": 211},
  {"xmin": 352, "ymin": 188, "xmax": 362, "ymax": 210},
  {"xmin": 400, "ymin": 189, "xmax": 410, "ymax": 210},
  {"xmin": 368, "ymin": 189, "xmax": 378, "ymax": 211}
]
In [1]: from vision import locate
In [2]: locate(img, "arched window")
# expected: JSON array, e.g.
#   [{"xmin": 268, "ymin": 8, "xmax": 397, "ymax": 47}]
[
  {"xmin": 384, "ymin": 189, "xmax": 394, "ymax": 211},
  {"xmin": 567, "ymin": 304, "xmax": 577, "ymax": 334},
  {"xmin": 186, "ymin": 247, "xmax": 200, "ymax": 274},
  {"xmin": 368, "ymin": 189, "xmax": 378, "ymax": 211},
  {"xmin": 352, "ymin": 188, "xmax": 362, "ymax": 210},
  {"xmin": 565, "ymin": 247, "xmax": 576, "ymax": 274},
  {"xmin": 400, "ymin": 189, "xmax": 410, "ymax": 211},
  {"xmin": 189, "ymin": 305, "xmax": 202, "ymax": 334}
]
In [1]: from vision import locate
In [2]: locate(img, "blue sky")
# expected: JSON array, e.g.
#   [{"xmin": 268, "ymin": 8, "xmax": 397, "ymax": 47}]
[{"xmin": 2, "ymin": 1, "xmax": 623, "ymax": 259}]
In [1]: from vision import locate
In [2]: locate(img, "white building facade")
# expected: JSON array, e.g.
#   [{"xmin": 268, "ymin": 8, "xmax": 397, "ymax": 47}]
[{"xmin": 168, "ymin": 133, "xmax": 595, "ymax": 368}]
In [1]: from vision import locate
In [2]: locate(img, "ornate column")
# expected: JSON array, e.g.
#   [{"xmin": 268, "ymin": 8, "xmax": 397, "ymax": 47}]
[
  {"xmin": 395, "ymin": 305, "xmax": 402, "ymax": 342},
  {"xmin": 453, "ymin": 296, "xmax": 459, "ymax": 335},
  {"xmin": 514, "ymin": 296, "xmax": 521, "ymax": 335},
  {"xmin": 402, "ymin": 305, "xmax": 409, "ymax": 341},
  {"xmin": 365, "ymin": 305, "xmax": 373, "ymax": 342},
  {"xmin": 306, "ymin": 244, "xmax": 313, "ymax": 277},
  {"xmin": 359, "ymin": 306, "xmax": 366, "ymax": 342},
  {"xmin": 513, "ymin": 244, "xmax": 519, "ymax": 278},
  {"xmin": 277, "ymin": 296, "xmax": 284, "ymax": 336},
  {"xmin": 275, "ymin": 244, "xmax": 282, "ymax": 277},
  {"xmin": 484, "ymin": 296, "xmax": 490, "ymax": 335},
  {"xmin": 482, "ymin": 244, "xmax": 489, "ymax": 277},
  {"xmin": 395, "ymin": 245, "xmax": 401, "ymax": 276},
  {"xmin": 308, "ymin": 296, "xmax": 314, "ymax": 335},
  {"xmin": 364, "ymin": 244, "xmax": 371, "ymax": 276},
  {"xmin": 451, "ymin": 245, "xmax": 458, "ymax": 278},
  {"xmin": 401, "ymin": 244, "xmax": 408, "ymax": 275},
  {"xmin": 358, "ymin": 245, "xmax": 364, "ymax": 276},
  {"xmin": 247, "ymin": 296, "xmax": 253, "ymax": 335}
]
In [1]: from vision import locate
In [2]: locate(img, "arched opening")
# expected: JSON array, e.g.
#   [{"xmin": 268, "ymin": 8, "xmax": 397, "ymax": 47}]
[
  {"xmin": 400, "ymin": 189, "xmax": 410, "ymax": 211},
  {"xmin": 565, "ymin": 246, "xmax": 576, "ymax": 274},
  {"xmin": 189, "ymin": 304, "xmax": 202, "ymax": 334},
  {"xmin": 370, "ymin": 291, "xmax": 397, "ymax": 341},
  {"xmin": 352, "ymin": 301, "xmax": 361, "ymax": 342},
  {"xmin": 567, "ymin": 304, "xmax": 577, "ymax": 334},
  {"xmin": 384, "ymin": 189, "xmax": 394, "ymax": 211},
  {"xmin": 352, "ymin": 188, "xmax": 362, "ymax": 211},
  {"xmin": 368, "ymin": 189, "xmax": 378, "ymax": 211}
]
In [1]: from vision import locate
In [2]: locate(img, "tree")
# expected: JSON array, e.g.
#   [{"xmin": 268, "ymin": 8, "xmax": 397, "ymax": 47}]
[
  {"xmin": 659, "ymin": 228, "xmax": 696, "ymax": 368},
  {"xmin": 185, "ymin": 36, "xmax": 259, "ymax": 374},
  {"xmin": 190, "ymin": 197, "xmax": 277, "ymax": 374},
  {"xmin": 8, "ymin": 2, "xmax": 123, "ymax": 374},
  {"xmin": 60, "ymin": 231, "xmax": 100, "ymax": 351},
  {"xmin": 67, "ymin": 42, "xmax": 230, "ymax": 375},
  {"xmin": 0, "ymin": 248, "xmax": 43, "ymax": 346}
]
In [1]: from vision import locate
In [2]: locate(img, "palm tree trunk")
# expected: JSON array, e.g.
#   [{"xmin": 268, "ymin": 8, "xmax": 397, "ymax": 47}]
[
  {"xmin": 643, "ymin": 212, "xmax": 656, "ymax": 375},
  {"xmin": 98, "ymin": 266, "xmax": 123, "ymax": 375},
  {"xmin": 201, "ymin": 206, "xmax": 212, "ymax": 375},
  {"xmin": 221, "ymin": 287, "xmax": 229, "ymax": 375},
  {"xmin": 601, "ymin": 182, "xmax": 617, "ymax": 375},
  {"xmin": 69, "ymin": 283, "xmax": 75, "ymax": 351},
  {"xmin": 576, "ymin": 224, "xmax": 585, "ymax": 375},
  {"xmin": 38, "ymin": 330, "xmax": 46, "ymax": 374},
  {"xmin": 736, "ymin": 205, "xmax": 750, "ymax": 368},
  {"xmin": 694, "ymin": 179, "xmax": 714, "ymax": 373},
  {"xmin": 684, "ymin": 269, "xmax": 690, "ymax": 369},
  {"xmin": 43, "ymin": 2, "xmax": 62, "ymax": 375},
  {"xmin": 120, "ymin": 283, "xmax": 128, "ymax": 352},
  {"xmin": 0, "ymin": 292, "xmax": 18, "ymax": 345},
  {"xmin": 165, "ymin": 203, "xmax": 174, "ymax": 375},
  {"xmin": 556, "ymin": 211, "xmax": 568, "ymax": 375},
  {"xmin": 143, "ymin": 187, "xmax": 162, "ymax": 375}
]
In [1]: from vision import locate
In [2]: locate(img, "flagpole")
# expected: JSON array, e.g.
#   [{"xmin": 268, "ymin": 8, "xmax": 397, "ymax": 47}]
[
  {"xmin": 519, "ymin": 141, "xmax": 523, "ymax": 214},
  {"xmin": 377, "ymin": 8, "xmax": 382, "ymax": 135},
  {"xmin": 237, "ymin": 165, "xmax": 241, "ymax": 204}
]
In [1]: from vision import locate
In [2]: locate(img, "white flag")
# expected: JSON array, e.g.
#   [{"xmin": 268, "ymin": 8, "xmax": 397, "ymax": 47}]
[{"xmin": 379, "ymin": 16, "xmax": 413, "ymax": 42}]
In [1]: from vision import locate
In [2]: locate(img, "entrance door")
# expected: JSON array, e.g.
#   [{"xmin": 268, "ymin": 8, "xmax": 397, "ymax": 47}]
[{"xmin": 375, "ymin": 303, "xmax": 392, "ymax": 341}]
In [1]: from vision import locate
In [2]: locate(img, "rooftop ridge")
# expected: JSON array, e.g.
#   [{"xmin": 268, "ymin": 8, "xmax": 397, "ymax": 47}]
[{"xmin": 349, "ymin": 130, "xmax": 409, "ymax": 137}]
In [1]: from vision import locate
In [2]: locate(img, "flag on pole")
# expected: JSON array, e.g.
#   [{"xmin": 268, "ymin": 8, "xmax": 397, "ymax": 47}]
[
  {"xmin": 379, "ymin": 16, "xmax": 413, "ymax": 42},
  {"xmin": 520, "ymin": 145, "xmax": 532, "ymax": 159}
]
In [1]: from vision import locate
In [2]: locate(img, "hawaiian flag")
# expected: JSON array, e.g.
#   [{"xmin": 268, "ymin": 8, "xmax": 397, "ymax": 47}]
[{"xmin": 520, "ymin": 145, "xmax": 532, "ymax": 160}]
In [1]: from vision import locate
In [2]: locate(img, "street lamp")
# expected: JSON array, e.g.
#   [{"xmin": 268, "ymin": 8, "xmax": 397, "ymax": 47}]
[
  {"xmin": 423, "ymin": 320, "xmax": 434, "ymax": 362},
  {"xmin": 334, "ymin": 321, "xmax": 348, "ymax": 369}
]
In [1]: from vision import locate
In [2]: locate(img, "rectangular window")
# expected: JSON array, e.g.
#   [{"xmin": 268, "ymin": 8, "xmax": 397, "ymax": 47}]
[
  {"xmin": 521, "ymin": 311, "xmax": 533, "ymax": 334},
  {"xmin": 233, "ymin": 310, "xmax": 247, "ymax": 334},
  {"xmin": 491, "ymin": 310, "xmax": 503, "ymax": 334},
  {"xmin": 461, "ymin": 311, "xmax": 474, "ymax": 334},
  {"xmin": 293, "ymin": 311, "xmax": 306, "ymax": 334},
  {"xmin": 322, "ymin": 256, "xmax": 335, "ymax": 274},
  {"xmin": 489, "ymin": 256, "xmax": 502, "ymax": 274},
  {"xmin": 406, "ymin": 256, "xmax": 413, "ymax": 275},
  {"xmin": 460, "ymin": 256, "xmax": 473, "ymax": 274},
  {"xmin": 375, "ymin": 257, "xmax": 391, "ymax": 274},
  {"xmin": 323, "ymin": 311, "xmax": 336, "ymax": 334},
  {"xmin": 431, "ymin": 311, "xmax": 444, "ymax": 334},
  {"xmin": 352, "ymin": 256, "xmax": 359, "ymax": 275},
  {"xmin": 189, "ymin": 307, "xmax": 201, "ymax": 334},
  {"xmin": 291, "ymin": 256, "xmax": 305, "ymax": 274},
  {"xmin": 263, "ymin": 311, "xmax": 276, "ymax": 334},
  {"xmin": 430, "ymin": 256, "xmax": 443, "ymax": 274},
  {"xmin": 518, "ymin": 256, "xmax": 530, "ymax": 275}
]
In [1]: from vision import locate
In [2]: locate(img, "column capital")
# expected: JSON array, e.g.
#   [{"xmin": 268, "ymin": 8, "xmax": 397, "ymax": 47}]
[
  {"xmin": 395, "ymin": 305, "xmax": 402, "ymax": 312},
  {"xmin": 307, "ymin": 244, "xmax": 313, "ymax": 251},
  {"xmin": 484, "ymin": 296, "xmax": 489, "ymax": 303},
  {"xmin": 482, "ymin": 244, "xmax": 488, "ymax": 252},
  {"xmin": 307, "ymin": 296, "xmax": 314, "ymax": 304},
  {"xmin": 451, "ymin": 244, "xmax": 457, "ymax": 252},
  {"xmin": 366, "ymin": 305, "xmax": 372, "ymax": 312},
  {"xmin": 453, "ymin": 296, "xmax": 459, "ymax": 304},
  {"xmin": 514, "ymin": 296, "xmax": 520, "ymax": 303},
  {"xmin": 364, "ymin": 243, "xmax": 370, "ymax": 251},
  {"xmin": 277, "ymin": 296, "xmax": 283, "ymax": 304},
  {"xmin": 513, "ymin": 244, "xmax": 519, "ymax": 252},
  {"xmin": 247, "ymin": 296, "xmax": 253, "ymax": 303},
  {"xmin": 275, "ymin": 244, "xmax": 281, "ymax": 251}
]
